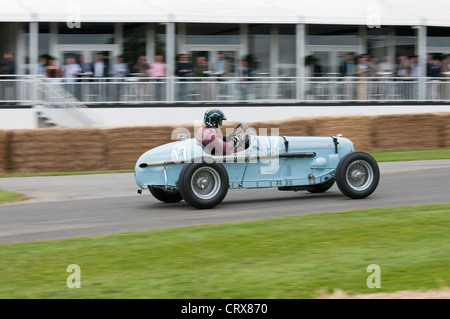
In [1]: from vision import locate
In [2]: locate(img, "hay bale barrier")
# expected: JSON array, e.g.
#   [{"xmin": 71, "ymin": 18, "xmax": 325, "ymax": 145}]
[
  {"xmin": 309, "ymin": 115, "xmax": 375, "ymax": 152},
  {"xmin": 103, "ymin": 125, "xmax": 192, "ymax": 170},
  {"xmin": 372, "ymin": 113, "xmax": 442, "ymax": 152},
  {"xmin": 442, "ymin": 113, "xmax": 450, "ymax": 148},
  {"xmin": 0, "ymin": 129, "xmax": 7, "ymax": 174},
  {"xmin": 7, "ymin": 127, "xmax": 106, "ymax": 173},
  {"xmin": 0, "ymin": 113, "xmax": 448, "ymax": 174}
]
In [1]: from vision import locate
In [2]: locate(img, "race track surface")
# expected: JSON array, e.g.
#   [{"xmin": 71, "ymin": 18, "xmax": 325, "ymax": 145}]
[{"xmin": 1, "ymin": 160, "xmax": 449, "ymax": 243}]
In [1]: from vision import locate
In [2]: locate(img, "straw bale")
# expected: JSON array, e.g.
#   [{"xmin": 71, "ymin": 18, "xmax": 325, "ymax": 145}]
[
  {"xmin": 372, "ymin": 113, "xmax": 441, "ymax": 151},
  {"xmin": 0, "ymin": 130, "xmax": 7, "ymax": 173},
  {"xmin": 440, "ymin": 113, "xmax": 450, "ymax": 148},
  {"xmin": 103, "ymin": 125, "xmax": 185, "ymax": 170},
  {"xmin": 309, "ymin": 115, "xmax": 374, "ymax": 152},
  {"xmin": 249, "ymin": 117, "xmax": 313, "ymax": 137},
  {"xmin": 8, "ymin": 127, "xmax": 105, "ymax": 173}
]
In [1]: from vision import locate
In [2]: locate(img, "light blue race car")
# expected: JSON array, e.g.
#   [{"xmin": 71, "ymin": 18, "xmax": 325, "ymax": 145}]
[{"xmin": 135, "ymin": 122, "xmax": 380, "ymax": 209}]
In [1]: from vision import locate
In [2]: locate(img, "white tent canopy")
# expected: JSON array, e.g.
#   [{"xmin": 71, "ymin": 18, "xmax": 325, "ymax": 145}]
[{"xmin": 1, "ymin": 0, "xmax": 450, "ymax": 27}]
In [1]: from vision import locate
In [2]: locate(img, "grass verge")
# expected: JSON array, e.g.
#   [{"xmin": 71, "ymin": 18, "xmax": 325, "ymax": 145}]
[
  {"xmin": 0, "ymin": 203, "xmax": 448, "ymax": 298},
  {"xmin": 0, "ymin": 189, "xmax": 26, "ymax": 204},
  {"xmin": 370, "ymin": 148, "xmax": 450, "ymax": 162}
]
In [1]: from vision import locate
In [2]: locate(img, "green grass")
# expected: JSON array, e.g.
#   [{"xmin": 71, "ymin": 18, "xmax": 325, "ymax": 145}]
[
  {"xmin": 0, "ymin": 203, "xmax": 448, "ymax": 299},
  {"xmin": 370, "ymin": 148, "xmax": 450, "ymax": 163},
  {"xmin": 0, "ymin": 189, "xmax": 26, "ymax": 204}
]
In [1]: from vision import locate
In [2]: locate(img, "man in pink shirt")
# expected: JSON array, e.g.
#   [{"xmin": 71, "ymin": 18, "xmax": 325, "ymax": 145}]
[
  {"xmin": 149, "ymin": 54, "xmax": 166, "ymax": 77},
  {"xmin": 149, "ymin": 54, "xmax": 166, "ymax": 101}
]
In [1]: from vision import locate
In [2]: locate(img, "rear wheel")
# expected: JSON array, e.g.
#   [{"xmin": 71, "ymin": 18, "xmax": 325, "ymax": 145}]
[
  {"xmin": 178, "ymin": 162, "xmax": 229, "ymax": 209},
  {"xmin": 149, "ymin": 186, "xmax": 183, "ymax": 203},
  {"xmin": 335, "ymin": 152, "xmax": 380, "ymax": 199}
]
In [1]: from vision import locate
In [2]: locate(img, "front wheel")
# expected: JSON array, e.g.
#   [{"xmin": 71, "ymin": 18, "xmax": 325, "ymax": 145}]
[
  {"xmin": 178, "ymin": 162, "xmax": 229, "ymax": 209},
  {"xmin": 335, "ymin": 152, "xmax": 380, "ymax": 199}
]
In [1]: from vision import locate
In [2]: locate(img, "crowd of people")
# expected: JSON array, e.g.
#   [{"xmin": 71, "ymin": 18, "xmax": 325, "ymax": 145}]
[
  {"xmin": 26, "ymin": 52, "xmax": 251, "ymax": 81},
  {"xmin": 3, "ymin": 50, "xmax": 450, "ymax": 80},
  {"xmin": 338, "ymin": 52, "xmax": 450, "ymax": 78},
  {"xmin": 2, "ymin": 50, "xmax": 450, "ymax": 102}
]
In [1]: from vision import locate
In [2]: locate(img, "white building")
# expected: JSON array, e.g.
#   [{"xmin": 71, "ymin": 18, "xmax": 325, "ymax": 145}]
[{"xmin": 1, "ymin": 0, "xmax": 450, "ymax": 128}]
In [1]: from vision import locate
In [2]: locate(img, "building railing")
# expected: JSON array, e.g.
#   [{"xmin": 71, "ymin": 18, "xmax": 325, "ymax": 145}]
[{"xmin": 1, "ymin": 75, "xmax": 450, "ymax": 105}]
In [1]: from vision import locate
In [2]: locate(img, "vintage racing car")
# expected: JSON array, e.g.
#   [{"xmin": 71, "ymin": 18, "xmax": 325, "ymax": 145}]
[{"xmin": 135, "ymin": 123, "xmax": 380, "ymax": 209}]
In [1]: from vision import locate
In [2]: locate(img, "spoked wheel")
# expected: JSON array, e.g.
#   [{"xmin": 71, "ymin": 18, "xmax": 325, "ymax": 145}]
[
  {"xmin": 336, "ymin": 152, "xmax": 380, "ymax": 199},
  {"xmin": 178, "ymin": 162, "xmax": 229, "ymax": 209}
]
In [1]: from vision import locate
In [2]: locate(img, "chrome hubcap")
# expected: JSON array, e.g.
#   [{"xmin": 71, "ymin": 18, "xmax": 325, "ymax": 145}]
[
  {"xmin": 346, "ymin": 160, "xmax": 373, "ymax": 191},
  {"xmin": 191, "ymin": 167, "xmax": 221, "ymax": 199}
]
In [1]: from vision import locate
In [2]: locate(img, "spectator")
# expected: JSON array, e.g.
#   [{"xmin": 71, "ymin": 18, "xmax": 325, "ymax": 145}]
[
  {"xmin": 149, "ymin": 54, "xmax": 166, "ymax": 78},
  {"xmin": 340, "ymin": 52, "xmax": 356, "ymax": 100},
  {"xmin": 440, "ymin": 54, "xmax": 450, "ymax": 100},
  {"xmin": 36, "ymin": 56, "xmax": 47, "ymax": 76},
  {"xmin": 1, "ymin": 52, "xmax": 15, "ymax": 75},
  {"xmin": 441, "ymin": 54, "xmax": 450, "ymax": 77},
  {"xmin": 111, "ymin": 56, "xmax": 129, "ymax": 78},
  {"xmin": 45, "ymin": 57, "xmax": 62, "ymax": 79},
  {"xmin": 62, "ymin": 57, "xmax": 81, "ymax": 82},
  {"xmin": 376, "ymin": 55, "xmax": 394, "ymax": 76},
  {"xmin": 149, "ymin": 54, "xmax": 166, "ymax": 101},
  {"xmin": 111, "ymin": 56, "xmax": 129, "ymax": 101},
  {"xmin": 194, "ymin": 56, "xmax": 210, "ymax": 77},
  {"xmin": 91, "ymin": 53, "xmax": 109, "ymax": 78},
  {"xmin": 132, "ymin": 56, "xmax": 150, "ymax": 101},
  {"xmin": 429, "ymin": 57, "xmax": 441, "ymax": 100},
  {"xmin": 61, "ymin": 57, "xmax": 81, "ymax": 96},
  {"xmin": 237, "ymin": 59, "xmax": 251, "ymax": 101},
  {"xmin": 175, "ymin": 54, "xmax": 193, "ymax": 101},
  {"xmin": 1, "ymin": 52, "xmax": 16, "ymax": 103},
  {"xmin": 356, "ymin": 55, "xmax": 370, "ymax": 101},
  {"xmin": 193, "ymin": 56, "xmax": 211, "ymax": 100},
  {"xmin": 175, "ymin": 54, "xmax": 192, "ymax": 78},
  {"xmin": 429, "ymin": 57, "xmax": 441, "ymax": 77},
  {"xmin": 396, "ymin": 55, "xmax": 410, "ymax": 77},
  {"xmin": 339, "ymin": 52, "xmax": 356, "ymax": 77},
  {"xmin": 214, "ymin": 53, "xmax": 230, "ymax": 78},
  {"xmin": 133, "ymin": 56, "xmax": 149, "ymax": 77},
  {"xmin": 426, "ymin": 53, "xmax": 433, "ymax": 76},
  {"xmin": 78, "ymin": 55, "xmax": 92, "ymax": 75},
  {"xmin": 409, "ymin": 56, "xmax": 419, "ymax": 77}
]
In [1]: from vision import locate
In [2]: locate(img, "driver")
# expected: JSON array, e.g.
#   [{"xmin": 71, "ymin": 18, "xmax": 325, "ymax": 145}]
[{"xmin": 195, "ymin": 108, "xmax": 244, "ymax": 155}]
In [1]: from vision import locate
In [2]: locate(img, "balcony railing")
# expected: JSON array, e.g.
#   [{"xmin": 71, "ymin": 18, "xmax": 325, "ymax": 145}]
[{"xmin": 1, "ymin": 75, "xmax": 450, "ymax": 105}]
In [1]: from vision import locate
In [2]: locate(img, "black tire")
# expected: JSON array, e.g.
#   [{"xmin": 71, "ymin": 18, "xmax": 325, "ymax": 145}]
[
  {"xmin": 149, "ymin": 186, "xmax": 183, "ymax": 203},
  {"xmin": 178, "ymin": 162, "xmax": 229, "ymax": 209},
  {"xmin": 335, "ymin": 152, "xmax": 380, "ymax": 199},
  {"xmin": 307, "ymin": 178, "xmax": 335, "ymax": 193}
]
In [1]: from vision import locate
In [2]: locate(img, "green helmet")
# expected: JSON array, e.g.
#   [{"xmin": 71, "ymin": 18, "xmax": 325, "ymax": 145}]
[{"xmin": 204, "ymin": 108, "xmax": 227, "ymax": 128}]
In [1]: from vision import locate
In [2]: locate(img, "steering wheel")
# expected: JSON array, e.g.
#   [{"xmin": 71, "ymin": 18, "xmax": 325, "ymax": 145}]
[{"xmin": 232, "ymin": 123, "xmax": 248, "ymax": 149}]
